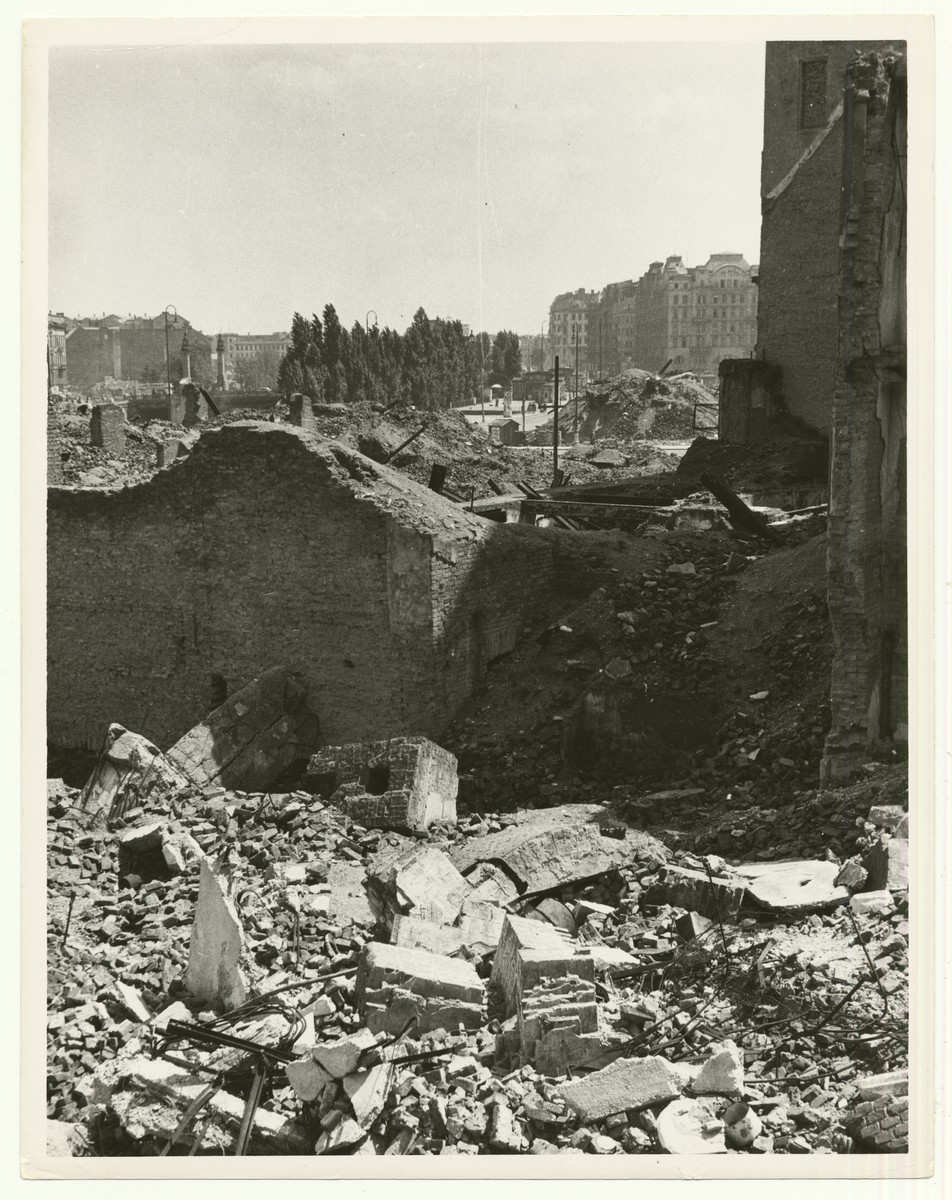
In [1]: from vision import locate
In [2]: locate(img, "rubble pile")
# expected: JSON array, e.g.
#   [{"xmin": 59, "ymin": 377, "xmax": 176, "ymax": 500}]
[{"xmin": 46, "ymin": 719, "xmax": 909, "ymax": 1156}]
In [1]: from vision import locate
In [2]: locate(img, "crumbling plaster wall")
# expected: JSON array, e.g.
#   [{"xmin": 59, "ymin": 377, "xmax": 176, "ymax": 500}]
[
  {"xmin": 822, "ymin": 50, "xmax": 907, "ymax": 782},
  {"xmin": 48, "ymin": 424, "xmax": 553, "ymax": 755}
]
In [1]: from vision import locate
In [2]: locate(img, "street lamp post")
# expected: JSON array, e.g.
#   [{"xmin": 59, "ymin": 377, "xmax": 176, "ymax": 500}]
[
  {"xmin": 163, "ymin": 305, "xmax": 178, "ymax": 400},
  {"xmin": 540, "ymin": 319, "xmax": 549, "ymax": 409},
  {"xmin": 366, "ymin": 310, "xmax": 377, "ymax": 333}
]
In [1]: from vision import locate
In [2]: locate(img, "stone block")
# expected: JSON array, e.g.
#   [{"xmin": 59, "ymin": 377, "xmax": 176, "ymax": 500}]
[
  {"xmin": 167, "ymin": 667, "xmax": 311, "ymax": 792},
  {"xmin": 533, "ymin": 1025, "xmax": 629, "ymax": 1078},
  {"xmin": 850, "ymin": 890, "xmax": 896, "ymax": 916},
  {"xmin": 863, "ymin": 837, "xmax": 909, "ymax": 893},
  {"xmin": 288, "ymin": 393, "xmax": 316, "ymax": 431},
  {"xmin": 312, "ymin": 1029, "xmax": 378, "ymax": 1079},
  {"xmin": 867, "ymin": 804, "xmax": 905, "ymax": 830},
  {"xmin": 735, "ymin": 859, "xmax": 849, "ymax": 914},
  {"xmin": 691, "ymin": 1039, "xmax": 744, "ymax": 1096},
  {"xmin": 450, "ymin": 813, "xmax": 629, "ymax": 893},
  {"xmin": 79, "ymin": 724, "xmax": 191, "ymax": 825},
  {"xmin": 185, "ymin": 860, "xmax": 249, "ymax": 1011},
  {"xmin": 557, "ymin": 1056, "xmax": 684, "ymax": 1121},
  {"xmin": 490, "ymin": 913, "xmax": 578, "ymax": 1019},
  {"xmin": 344, "ymin": 1062, "xmax": 395, "ymax": 1128},
  {"xmin": 306, "ymin": 736, "xmax": 458, "ymax": 832},
  {"xmin": 356, "ymin": 941, "xmax": 485, "ymax": 1035},
  {"xmin": 456, "ymin": 901, "xmax": 506, "ymax": 955},
  {"xmin": 286, "ymin": 1058, "xmax": 334, "ymax": 1102},
  {"xmin": 856, "ymin": 1069, "xmax": 908, "ymax": 1100},
  {"xmin": 391, "ymin": 914, "xmax": 464, "ymax": 957},
  {"xmin": 367, "ymin": 843, "xmax": 471, "ymax": 929},
  {"xmin": 659, "ymin": 864, "xmax": 747, "ymax": 921}
]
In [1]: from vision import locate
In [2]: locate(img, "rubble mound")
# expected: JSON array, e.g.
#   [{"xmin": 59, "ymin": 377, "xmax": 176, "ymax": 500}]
[{"xmin": 677, "ymin": 436, "xmax": 828, "ymax": 493}]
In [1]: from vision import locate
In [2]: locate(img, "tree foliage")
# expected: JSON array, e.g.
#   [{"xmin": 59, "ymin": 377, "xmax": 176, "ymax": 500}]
[{"xmin": 276, "ymin": 305, "xmax": 522, "ymax": 409}]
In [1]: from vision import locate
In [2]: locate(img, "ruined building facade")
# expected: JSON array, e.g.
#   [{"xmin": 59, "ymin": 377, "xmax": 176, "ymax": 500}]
[
  {"xmin": 751, "ymin": 40, "xmax": 903, "ymax": 438},
  {"xmin": 47, "ymin": 425, "xmax": 554, "ymax": 756},
  {"xmin": 821, "ymin": 49, "xmax": 907, "ymax": 781}
]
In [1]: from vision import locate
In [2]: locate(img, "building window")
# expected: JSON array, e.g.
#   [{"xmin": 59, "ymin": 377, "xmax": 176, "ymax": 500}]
[{"xmin": 799, "ymin": 58, "xmax": 828, "ymax": 129}]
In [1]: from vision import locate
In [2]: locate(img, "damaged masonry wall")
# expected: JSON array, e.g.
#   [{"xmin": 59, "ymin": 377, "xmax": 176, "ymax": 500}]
[
  {"xmin": 822, "ymin": 50, "xmax": 907, "ymax": 782},
  {"xmin": 48, "ymin": 423, "xmax": 554, "ymax": 753}
]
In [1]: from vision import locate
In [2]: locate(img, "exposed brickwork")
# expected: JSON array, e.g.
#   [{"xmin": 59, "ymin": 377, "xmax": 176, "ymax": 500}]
[
  {"xmin": 47, "ymin": 424, "xmax": 554, "ymax": 754},
  {"xmin": 822, "ymin": 51, "xmax": 907, "ymax": 782},
  {"xmin": 90, "ymin": 405, "xmax": 126, "ymax": 455},
  {"xmin": 305, "ymin": 736, "xmax": 458, "ymax": 831},
  {"xmin": 757, "ymin": 41, "xmax": 902, "ymax": 436},
  {"xmin": 845, "ymin": 1094, "xmax": 909, "ymax": 1153}
]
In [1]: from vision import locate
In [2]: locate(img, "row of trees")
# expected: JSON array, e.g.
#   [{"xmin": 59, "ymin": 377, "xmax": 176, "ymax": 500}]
[{"xmin": 276, "ymin": 305, "xmax": 522, "ymax": 410}]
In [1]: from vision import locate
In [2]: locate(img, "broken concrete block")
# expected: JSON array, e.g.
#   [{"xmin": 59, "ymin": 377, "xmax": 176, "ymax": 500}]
[
  {"xmin": 735, "ymin": 859, "xmax": 849, "ymax": 914},
  {"xmin": 867, "ymin": 804, "xmax": 905, "ymax": 830},
  {"xmin": 46, "ymin": 1118, "xmax": 89, "ymax": 1157},
  {"xmin": 692, "ymin": 1039, "xmax": 744, "ymax": 1096},
  {"xmin": 675, "ymin": 911, "xmax": 714, "ymax": 942},
  {"xmin": 107, "ymin": 1055, "xmax": 311, "ymax": 1153},
  {"xmin": 488, "ymin": 1100, "xmax": 525, "ymax": 1152},
  {"xmin": 306, "ymin": 736, "xmax": 458, "ymax": 832},
  {"xmin": 451, "ymin": 819, "xmax": 626, "ymax": 895},
  {"xmin": 325, "ymin": 861, "xmax": 375, "ymax": 926},
  {"xmin": 850, "ymin": 890, "xmax": 896, "ymax": 916},
  {"xmin": 356, "ymin": 941, "xmax": 485, "ymax": 1035},
  {"xmin": 557, "ymin": 1056, "xmax": 683, "ymax": 1121},
  {"xmin": 286, "ymin": 1058, "xmax": 334, "ymax": 1102},
  {"xmin": 456, "ymin": 902, "xmax": 506, "ymax": 956},
  {"xmin": 533, "ymin": 1026, "xmax": 630, "ymax": 1078},
  {"xmin": 167, "ymin": 667, "xmax": 312, "ymax": 792},
  {"xmin": 112, "ymin": 982, "xmax": 151, "ymax": 1024},
  {"xmin": 656, "ymin": 1097, "xmax": 726, "ymax": 1154},
  {"xmin": 659, "ymin": 864, "xmax": 747, "ymax": 921},
  {"xmin": 367, "ymin": 843, "xmax": 471, "ymax": 929},
  {"xmin": 315, "ymin": 1118, "xmax": 368, "ymax": 1155},
  {"xmin": 834, "ymin": 859, "xmax": 869, "ymax": 890},
  {"xmin": 856, "ymin": 1069, "xmax": 908, "ymax": 1101},
  {"xmin": 312, "ymin": 1030, "xmax": 378, "ymax": 1079},
  {"xmin": 184, "ymin": 859, "xmax": 249, "ymax": 1011},
  {"xmin": 343, "ymin": 1061, "xmax": 395, "ymax": 1128},
  {"xmin": 79, "ymin": 724, "xmax": 190, "ymax": 824},
  {"xmin": 586, "ymin": 945, "xmax": 638, "ymax": 973},
  {"xmin": 490, "ymin": 913, "xmax": 578, "ymax": 1019},
  {"xmin": 464, "ymin": 861, "xmax": 520, "ymax": 906},
  {"xmin": 863, "ymin": 838, "xmax": 909, "ymax": 893},
  {"xmin": 391, "ymin": 914, "xmax": 464, "ymax": 957}
]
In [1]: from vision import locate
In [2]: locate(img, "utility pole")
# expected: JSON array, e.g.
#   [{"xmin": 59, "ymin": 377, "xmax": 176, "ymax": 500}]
[
  {"xmin": 573, "ymin": 325, "xmax": 580, "ymax": 444},
  {"xmin": 552, "ymin": 354, "xmax": 560, "ymax": 485},
  {"xmin": 164, "ymin": 305, "xmax": 177, "ymax": 400}
]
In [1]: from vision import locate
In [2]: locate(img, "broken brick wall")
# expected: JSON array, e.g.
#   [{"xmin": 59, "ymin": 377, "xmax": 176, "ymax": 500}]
[
  {"xmin": 821, "ymin": 51, "xmax": 907, "ymax": 782},
  {"xmin": 756, "ymin": 41, "xmax": 902, "ymax": 438},
  {"xmin": 47, "ymin": 424, "xmax": 554, "ymax": 756}
]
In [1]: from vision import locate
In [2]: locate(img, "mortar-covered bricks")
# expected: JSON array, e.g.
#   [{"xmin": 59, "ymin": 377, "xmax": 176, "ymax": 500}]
[
  {"xmin": 306, "ymin": 736, "xmax": 457, "ymax": 831},
  {"xmin": 90, "ymin": 405, "xmax": 126, "ymax": 455}
]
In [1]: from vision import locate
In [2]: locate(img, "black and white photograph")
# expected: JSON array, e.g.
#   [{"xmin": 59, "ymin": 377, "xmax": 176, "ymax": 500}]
[{"xmin": 21, "ymin": 11, "xmax": 939, "ymax": 1180}]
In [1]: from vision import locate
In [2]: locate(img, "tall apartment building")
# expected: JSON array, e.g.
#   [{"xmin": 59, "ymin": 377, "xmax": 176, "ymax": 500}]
[
  {"xmin": 546, "ymin": 255, "xmax": 757, "ymax": 385},
  {"xmin": 47, "ymin": 313, "xmax": 68, "ymax": 390},
  {"xmin": 548, "ymin": 289, "xmax": 598, "ymax": 377},
  {"xmin": 217, "ymin": 331, "xmax": 291, "ymax": 390}
]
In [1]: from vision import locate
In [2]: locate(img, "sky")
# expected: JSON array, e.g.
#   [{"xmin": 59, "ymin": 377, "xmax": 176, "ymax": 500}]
[{"xmin": 48, "ymin": 40, "xmax": 766, "ymax": 337}]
